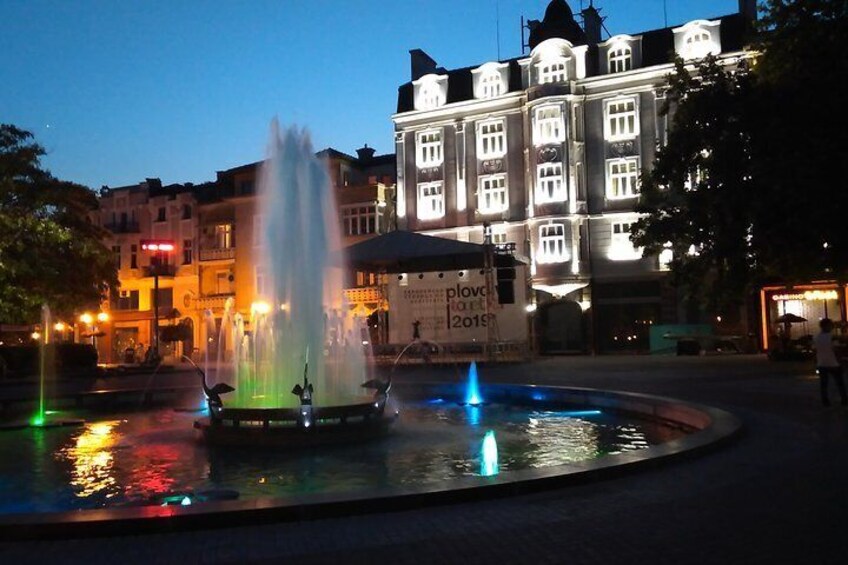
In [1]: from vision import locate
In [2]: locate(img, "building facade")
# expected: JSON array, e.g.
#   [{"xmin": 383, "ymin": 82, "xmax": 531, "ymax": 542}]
[
  {"xmin": 392, "ymin": 0, "xmax": 755, "ymax": 353},
  {"xmin": 94, "ymin": 147, "xmax": 395, "ymax": 363}
]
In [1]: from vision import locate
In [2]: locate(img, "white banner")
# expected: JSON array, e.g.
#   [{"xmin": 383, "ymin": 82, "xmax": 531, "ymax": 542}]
[{"xmin": 387, "ymin": 267, "xmax": 528, "ymax": 344}]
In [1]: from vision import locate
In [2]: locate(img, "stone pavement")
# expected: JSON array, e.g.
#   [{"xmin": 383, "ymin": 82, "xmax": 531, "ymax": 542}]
[{"xmin": 2, "ymin": 354, "xmax": 848, "ymax": 564}]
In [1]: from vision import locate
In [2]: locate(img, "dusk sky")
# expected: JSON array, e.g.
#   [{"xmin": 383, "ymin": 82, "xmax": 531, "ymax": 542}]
[{"xmin": 1, "ymin": 0, "xmax": 739, "ymax": 189}]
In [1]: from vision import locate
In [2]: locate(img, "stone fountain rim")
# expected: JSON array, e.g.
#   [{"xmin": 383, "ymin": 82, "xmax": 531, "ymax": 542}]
[{"xmin": 0, "ymin": 383, "xmax": 742, "ymax": 540}]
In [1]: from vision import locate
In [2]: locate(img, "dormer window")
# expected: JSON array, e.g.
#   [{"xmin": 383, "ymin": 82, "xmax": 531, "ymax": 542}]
[
  {"xmin": 538, "ymin": 58, "xmax": 568, "ymax": 84},
  {"xmin": 534, "ymin": 105, "xmax": 565, "ymax": 146},
  {"xmin": 674, "ymin": 20, "xmax": 722, "ymax": 60},
  {"xmin": 414, "ymin": 74, "xmax": 447, "ymax": 111},
  {"xmin": 481, "ymin": 72, "xmax": 503, "ymax": 98},
  {"xmin": 609, "ymin": 45, "xmax": 632, "ymax": 73},
  {"xmin": 416, "ymin": 130, "xmax": 443, "ymax": 168}
]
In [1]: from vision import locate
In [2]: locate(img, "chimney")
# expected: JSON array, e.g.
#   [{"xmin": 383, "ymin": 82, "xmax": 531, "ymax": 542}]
[
  {"xmin": 739, "ymin": 0, "xmax": 757, "ymax": 21},
  {"xmin": 356, "ymin": 144, "xmax": 376, "ymax": 162},
  {"xmin": 581, "ymin": 2, "xmax": 602, "ymax": 45},
  {"xmin": 409, "ymin": 48, "xmax": 438, "ymax": 81}
]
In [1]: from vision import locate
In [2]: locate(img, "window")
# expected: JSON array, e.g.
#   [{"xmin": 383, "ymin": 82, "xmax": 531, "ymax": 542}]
[
  {"xmin": 151, "ymin": 287, "xmax": 174, "ymax": 310},
  {"xmin": 255, "ymin": 265, "xmax": 267, "ymax": 297},
  {"xmin": 417, "ymin": 182, "xmax": 444, "ymax": 220},
  {"xmin": 214, "ymin": 224, "xmax": 233, "ymax": 249},
  {"xmin": 607, "ymin": 158, "xmax": 640, "ymax": 199},
  {"xmin": 183, "ymin": 239, "xmax": 193, "ymax": 265},
  {"xmin": 238, "ymin": 180, "xmax": 254, "ymax": 195},
  {"xmin": 538, "ymin": 59, "xmax": 568, "ymax": 84},
  {"xmin": 419, "ymin": 81, "xmax": 444, "ymax": 110},
  {"xmin": 112, "ymin": 245, "xmax": 121, "ymax": 269},
  {"xmin": 609, "ymin": 45, "xmax": 632, "ymax": 73},
  {"xmin": 478, "ymin": 174, "xmax": 508, "ymax": 214},
  {"xmin": 538, "ymin": 224, "xmax": 567, "ymax": 263},
  {"xmin": 182, "ymin": 204, "xmax": 192, "ymax": 220},
  {"xmin": 417, "ymin": 130, "xmax": 443, "ymax": 167},
  {"xmin": 130, "ymin": 244, "xmax": 138, "ymax": 269},
  {"xmin": 111, "ymin": 290, "xmax": 139, "ymax": 311},
  {"xmin": 684, "ymin": 29, "xmax": 712, "ymax": 59},
  {"xmin": 536, "ymin": 163, "xmax": 565, "ymax": 204},
  {"xmin": 480, "ymin": 71, "xmax": 503, "ymax": 98},
  {"xmin": 253, "ymin": 215, "xmax": 263, "ymax": 247},
  {"xmin": 534, "ymin": 106, "xmax": 564, "ymax": 145},
  {"xmin": 491, "ymin": 228, "xmax": 508, "ymax": 245},
  {"xmin": 609, "ymin": 221, "xmax": 643, "ymax": 261},
  {"xmin": 215, "ymin": 272, "xmax": 231, "ymax": 295},
  {"xmin": 342, "ymin": 205, "xmax": 377, "ymax": 236},
  {"xmin": 477, "ymin": 120, "xmax": 506, "ymax": 159},
  {"xmin": 605, "ymin": 98, "xmax": 638, "ymax": 140},
  {"xmin": 156, "ymin": 207, "xmax": 166, "ymax": 222}
]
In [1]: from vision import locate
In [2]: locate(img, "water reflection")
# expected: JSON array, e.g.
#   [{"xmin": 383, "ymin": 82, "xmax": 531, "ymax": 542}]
[{"xmin": 57, "ymin": 421, "xmax": 120, "ymax": 499}]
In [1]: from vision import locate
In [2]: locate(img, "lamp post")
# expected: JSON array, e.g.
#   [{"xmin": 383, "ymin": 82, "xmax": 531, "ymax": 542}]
[{"xmin": 141, "ymin": 239, "xmax": 175, "ymax": 356}]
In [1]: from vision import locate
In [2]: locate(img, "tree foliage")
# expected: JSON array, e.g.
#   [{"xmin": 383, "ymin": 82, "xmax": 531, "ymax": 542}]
[
  {"xmin": 0, "ymin": 124, "xmax": 118, "ymax": 324},
  {"xmin": 632, "ymin": 0, "xmax": 848, "ymax": 309}
]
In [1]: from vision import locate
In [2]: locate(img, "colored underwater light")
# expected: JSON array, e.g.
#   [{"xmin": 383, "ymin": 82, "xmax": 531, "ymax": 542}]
[
  {"xmin": 481, "ymin": 430, "xmax": 499, "ymax": 477},
  {"xmin": 563, "ymin": 410, "xmax": 602, "ymax": 417}
]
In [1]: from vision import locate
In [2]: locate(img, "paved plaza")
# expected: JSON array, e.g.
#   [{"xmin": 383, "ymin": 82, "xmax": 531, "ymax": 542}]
[{"xmin": 2, "ymin": 354, "xmax": 847, "ymax": 564}]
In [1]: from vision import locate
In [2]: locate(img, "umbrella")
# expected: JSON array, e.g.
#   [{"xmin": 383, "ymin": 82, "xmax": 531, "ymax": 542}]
[{"xmin": 776, "ymin": 313, "xmax": 807, "ymax": 324}]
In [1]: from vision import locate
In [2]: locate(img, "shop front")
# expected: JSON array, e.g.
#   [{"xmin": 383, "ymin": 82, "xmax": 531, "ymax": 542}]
[{"xmin": 760, "ymin": 283, "xmax": 847, "ymax": 352}]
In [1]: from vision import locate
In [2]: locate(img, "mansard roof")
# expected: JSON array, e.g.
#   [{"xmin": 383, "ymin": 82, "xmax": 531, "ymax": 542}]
[{"xmin": 396, "ymin": 13, "xmax": 750, "ymax": 114}]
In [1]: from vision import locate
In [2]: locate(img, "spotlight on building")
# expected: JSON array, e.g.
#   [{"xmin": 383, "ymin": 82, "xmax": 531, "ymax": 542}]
[{"xmin": 97, "ymin": 312, "xmax": 109, "ymax": 323}]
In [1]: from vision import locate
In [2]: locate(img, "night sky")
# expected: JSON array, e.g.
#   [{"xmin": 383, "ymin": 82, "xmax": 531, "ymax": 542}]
[{"xmin": 1, "ymin": 0, "xmax": 739, "ymax": 189}]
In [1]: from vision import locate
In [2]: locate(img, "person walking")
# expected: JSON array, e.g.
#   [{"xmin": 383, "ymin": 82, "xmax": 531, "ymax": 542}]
[{"xmin": 813, "ymin": 318, "xmax": 847, "ymax": 407}]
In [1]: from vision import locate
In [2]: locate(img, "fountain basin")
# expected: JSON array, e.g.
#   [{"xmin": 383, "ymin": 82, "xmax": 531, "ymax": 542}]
[
  {"xmin": 0, "ymin": 382, "xmax": 741, "ymax": 539},
  {"xmin": 194, "ymin": 399, "xmax": 397, "ymax": 447}
]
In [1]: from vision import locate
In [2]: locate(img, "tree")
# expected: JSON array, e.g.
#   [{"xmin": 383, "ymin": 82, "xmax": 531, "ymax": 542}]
[
  {"xmin": 0, "ymin": 124, "xmax": 118, "ymax": 324},
  {"xmin": 631, "ymin": 57, "xmax": 757, "ymax": 310},
  {"xmin": 632, "ymin": 0, "xmax": 848, "ymax": 310}
]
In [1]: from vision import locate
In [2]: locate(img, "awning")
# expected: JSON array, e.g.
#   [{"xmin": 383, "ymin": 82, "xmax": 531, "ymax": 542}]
[{"xmin": 343, "ymin": 231, "xmax": 523, "ymax": 273}]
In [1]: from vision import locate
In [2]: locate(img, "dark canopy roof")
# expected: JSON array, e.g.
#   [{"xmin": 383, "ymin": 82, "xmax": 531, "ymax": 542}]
[{"xmin": 344, "ymin": 231, "xmax": 522, "ymax": 273}]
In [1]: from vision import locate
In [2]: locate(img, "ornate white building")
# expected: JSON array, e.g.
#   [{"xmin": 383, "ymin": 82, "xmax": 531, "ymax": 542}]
[{"xmin": 392, "ymin": 0, "xmax": 756, "ymax": 352}]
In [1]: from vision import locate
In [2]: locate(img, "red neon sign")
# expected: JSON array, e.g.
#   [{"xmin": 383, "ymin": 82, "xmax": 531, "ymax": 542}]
[{"xmin": 140, "ymin": 239, "xmax": 175, "ymax": 252}]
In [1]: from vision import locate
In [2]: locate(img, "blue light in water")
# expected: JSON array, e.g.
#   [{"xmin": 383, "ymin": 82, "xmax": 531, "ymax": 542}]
[
  {"xmin": 481, "ymin": 430, "xmax": 499, "ymax": 477},
  {"xmin": 563, "ymin": 410, "xmax": 602, "ymax": 417},
  {"xmin": 531, "ymin": 392, "xmax": 546, "ymax": 401},
  {"xmin": 465, "ymin": 404, "xmax": 482, "ymax": 426},
  {"xmin": 428, "ymin": 398, "xmax": 445, "ymax": 404},
  {"xmin": 465, "ymin": 361, "xmax": 483, "ymax": 406},
  {"xmin": 180, "ymin": 496, "xmax": 192, "ymax": 506}
]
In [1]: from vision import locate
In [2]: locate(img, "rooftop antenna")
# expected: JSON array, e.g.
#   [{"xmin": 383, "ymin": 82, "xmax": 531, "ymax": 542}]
[{"xmin": 496, "ymin": 0, "xmax": 502, "ymax": 60}]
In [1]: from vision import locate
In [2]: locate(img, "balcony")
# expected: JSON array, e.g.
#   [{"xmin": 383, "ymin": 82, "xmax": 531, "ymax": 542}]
[
  {"xmin": 104, "ymin": 221, "xmax": 140, "ymax": 233},
  {"xmin": 344, "ymin": 286, "xmax": 382, "ymax": 304},
  {"xmin": 199, "ymin": 247, "xmax": 236, "ymax": 262},
  {"xmin": 142, "ymin": 264, "xmax": 177, "ymax": 278},
  {"xmin": 196, "ymin": 294, "xmax": 235, "ymax": 311}
]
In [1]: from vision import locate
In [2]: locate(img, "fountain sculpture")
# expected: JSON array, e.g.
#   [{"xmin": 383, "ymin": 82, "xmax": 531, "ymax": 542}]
[{"xmin": 194, "ymin": 123, "xmax": 395, "ymax": 445}]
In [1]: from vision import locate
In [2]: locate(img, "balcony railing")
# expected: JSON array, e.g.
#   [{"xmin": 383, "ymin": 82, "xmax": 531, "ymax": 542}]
[
  {"xmin": 104, "ymin": 221, "xmax": 140, "ymax": 233},
  {"xmin": 142, "ymin": 264, "xmax": 177, "ymax": 278},
  {"xmin": 344, "ymin": 286, "xmax": 382, "ymax": 304},
  {"xmin": 199, "ymin": 247, "xmax": 236, "ymax": 262},
  {"xmin": 195, "ymin": 294, "xmax": 235, "ymax": 310}
]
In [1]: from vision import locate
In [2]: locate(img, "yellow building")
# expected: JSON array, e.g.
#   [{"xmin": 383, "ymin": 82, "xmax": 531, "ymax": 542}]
[{"xmin": 94, "ymin": 147, "xmax": 395, "ymax": 363}]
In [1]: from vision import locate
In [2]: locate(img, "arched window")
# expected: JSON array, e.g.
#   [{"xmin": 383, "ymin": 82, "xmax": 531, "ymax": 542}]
[
  {"xmin": 608, "ymin": 45, "xmax": 632, "ymax": 73},
  {"xmin": 538, "ymin": 59, "xmax": 568, "ymax": 84},
  {"xmin": 684, "ymin": 29, "xmax": 712, "ymax": 59},
  {"xmin": 480, "ymin": 71, "xmax": 503, "ymax": 98}
]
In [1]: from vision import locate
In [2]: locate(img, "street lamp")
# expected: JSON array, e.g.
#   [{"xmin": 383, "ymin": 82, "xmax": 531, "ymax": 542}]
[{"xmin": 141, "ymin": 239, "xmax": 175, "ymax": 355}]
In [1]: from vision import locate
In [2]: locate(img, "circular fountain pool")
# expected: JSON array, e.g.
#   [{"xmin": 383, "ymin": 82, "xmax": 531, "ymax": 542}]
[{"xmin": 0, "ymin": 383, "xmax": 740, "ymax": 537}]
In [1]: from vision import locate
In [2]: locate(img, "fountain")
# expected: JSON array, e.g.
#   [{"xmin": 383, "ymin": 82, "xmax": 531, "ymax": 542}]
[
  {"xmin": 193, "ymin": 123, "xmax": 395, "ymax": 445},
  {"xmin": 463, "ymin": 361, "xmax": 484, "ymax": 406},
  {"xmin": 480, "ymin": 430, "xmax": 499, "ymax": 477}
]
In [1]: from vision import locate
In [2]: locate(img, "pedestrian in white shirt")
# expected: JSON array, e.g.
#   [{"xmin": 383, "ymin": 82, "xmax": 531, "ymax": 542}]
[{"xmin": 813, "ymin": 318, "xmax": 847, "ymax": 407}]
